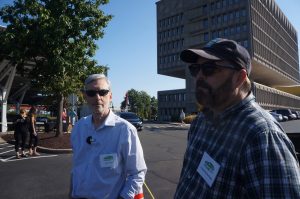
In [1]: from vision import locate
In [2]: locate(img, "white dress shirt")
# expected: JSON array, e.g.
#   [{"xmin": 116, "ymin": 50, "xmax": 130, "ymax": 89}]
[{"xmin": 71, "ymin": 111, "xmax": 147, "ymax": 199}]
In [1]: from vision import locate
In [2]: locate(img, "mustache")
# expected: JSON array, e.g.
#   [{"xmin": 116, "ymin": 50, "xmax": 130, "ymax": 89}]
[{"xmin": 196, "ymin": 80, "xmax": 212, "ymax": 92}]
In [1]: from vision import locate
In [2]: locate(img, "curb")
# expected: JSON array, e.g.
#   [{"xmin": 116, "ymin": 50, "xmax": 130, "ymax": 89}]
[
  {"xmin": 0, "ymin": 137, "xmax": 6, "ymax": 144},
  {"xmin": 37, "ymin": 146, "xmax": 72, "ymax": 154},
  {"xmin": 0, "ymin": 138, "xmax": 72, "ymax": 154}
]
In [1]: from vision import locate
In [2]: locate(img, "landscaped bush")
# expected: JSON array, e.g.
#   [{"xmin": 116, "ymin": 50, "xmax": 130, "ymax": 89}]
[{"xmin": 183, "ymin": 114, "xmax": 197, "ymax": 124}]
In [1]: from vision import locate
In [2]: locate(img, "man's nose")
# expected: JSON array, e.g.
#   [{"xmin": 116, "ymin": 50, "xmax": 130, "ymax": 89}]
[{"xmin": 196, "ymin": 68, "xmax": 205, "ymax": 79}]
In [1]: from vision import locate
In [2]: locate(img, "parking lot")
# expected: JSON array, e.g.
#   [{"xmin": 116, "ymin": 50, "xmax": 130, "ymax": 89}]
[{"xmin": 0, "ymin": 121, "xmax": 299, "ymax": 198}]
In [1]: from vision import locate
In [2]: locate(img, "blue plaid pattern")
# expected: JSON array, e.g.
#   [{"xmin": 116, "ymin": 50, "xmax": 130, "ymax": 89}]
[{"xmin": 174, "ymin": 94, "xmax": 300, "ymax": 198}]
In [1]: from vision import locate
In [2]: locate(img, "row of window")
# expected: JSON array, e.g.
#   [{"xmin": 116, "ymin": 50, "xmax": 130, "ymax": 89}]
[
  {"xmin": 158, "ymin": 13, "xmax": 183, "ymax": 28},
  {"xmin": 210, "ymin": 0, "xmax": 243, "ymax": 11},
  {"xmin": 211, "ymin": 24, "xmax": 248, "ymax": 38},
  {"xmin": 159, "ymin": 39, "xmax": 184, "ymax": 53},
  {"xmin": 252, "ymin": 4, "xmax": 298, "ymax": 56},
  {"xmin": 252, "ymin": 23, "xmax": 298, "ymax": 68},
  {"xmin": 159, "ymin": 93, "xmax": 186, "ymax": 102},
  {"xmin": 158, "ymin": 26, "xmax": 184, "ymax": 41},
  {"xmin": 159, "ymin": 53, "xmax": 181, "ymax": 65},
  {"xmin": 209, "ymin": 9, "xmax": 247, "ymax": 26},
  {"xmin": 253, "ymin": 0, "xmax": 296, "ymax": 38},
  {"xmin": 253, "ymin": 39, "xmax": 298, "ymax": 81},
  {"xmin": 201, "ymin": 0, "xmax": 243, "ymax": 13}
]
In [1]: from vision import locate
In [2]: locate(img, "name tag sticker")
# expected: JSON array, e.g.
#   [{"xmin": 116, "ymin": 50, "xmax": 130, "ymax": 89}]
[
  {"xmin": 100, "ymin": 153, "xmax": 117, "ymax": 168},
  {"xmin": 197, "ymin": 152, "xmax": 220, "ymax": 187}
]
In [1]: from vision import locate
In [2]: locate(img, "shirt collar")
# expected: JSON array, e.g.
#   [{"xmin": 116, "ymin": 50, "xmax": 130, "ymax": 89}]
[{"xmin": 84, "ymin": 110, "xmax": 117, "ymax": 130}]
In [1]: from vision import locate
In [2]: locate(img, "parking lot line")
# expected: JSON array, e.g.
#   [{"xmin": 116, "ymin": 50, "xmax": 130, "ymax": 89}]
[
  {"xmin": 0, "ymin": 143, "xmax": 10, "ymax": 146},
  {"xmin": 144, "ymin": 182, "xmax": 155, "ymax": 199},
  {"xmin": 1, "ymin": 154, "xmax": 58, "ymax": 162},
  {"xmin": 0, "ymin": 145, "xmax": 14, "ymax": 150},
  {"xmin": 0, "ymin": 149, "xmax": 14, "ymax": 155}
]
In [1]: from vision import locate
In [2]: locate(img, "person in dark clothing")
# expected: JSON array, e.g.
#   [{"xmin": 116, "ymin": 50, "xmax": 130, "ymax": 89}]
[
  {"xmin": 14, "ymin": 109, "xmax": 28, "ymax": 158},
  {"xmin": 28, "ymin": 106, "xmax": 40, "ymax": 156}
]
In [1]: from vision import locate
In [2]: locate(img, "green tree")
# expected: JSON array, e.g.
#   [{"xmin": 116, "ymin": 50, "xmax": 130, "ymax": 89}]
[
  {"xmin": 120, "ymin": 89, "xmax": 157, "ymax": 119},
  {"xmin": 150, "ymin": 96, "xmax": 158, "ymax": 120},
  {"xmin": 0, "ymin": 0, "xmax": 112, "ymax": 136}
]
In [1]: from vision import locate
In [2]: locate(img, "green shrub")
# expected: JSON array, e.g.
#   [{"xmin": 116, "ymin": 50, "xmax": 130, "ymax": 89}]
[{"xmin": 183, "ymin": 114, "xmax": 197, "ymax": 124}]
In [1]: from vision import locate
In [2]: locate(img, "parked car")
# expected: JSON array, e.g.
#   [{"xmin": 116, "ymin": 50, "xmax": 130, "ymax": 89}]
[
  {"xmin": 117, "ymin": 112, "xmax": 143, "ymax": 131},
  {"xmin": 291, "ymin": 110, "xmax": 300, "ymax": 119},
  {"xmin": 36, "ymin": 116, "xmax": 48, "ymax": 123},
  {"xmin": 271, "ymin": 109, "xmax": 297, "ymax": 120},
  {"xmin": 269, "ymin": 112, "xmax": 283, "ymax": 122}
]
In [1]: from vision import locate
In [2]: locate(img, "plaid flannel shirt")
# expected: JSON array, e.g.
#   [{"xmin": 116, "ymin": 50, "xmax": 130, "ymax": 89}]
[{"xmin": 174, "ymin": 94, "xmax": 300, "ymax": 198}]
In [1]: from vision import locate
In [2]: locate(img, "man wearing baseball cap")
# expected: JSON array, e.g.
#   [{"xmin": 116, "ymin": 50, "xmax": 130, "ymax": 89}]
[{"xmin": 174, "ymin": 38, "xmax": 300, "ymax": 198}]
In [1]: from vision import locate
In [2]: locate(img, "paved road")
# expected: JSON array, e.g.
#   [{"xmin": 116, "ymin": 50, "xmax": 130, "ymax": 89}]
[
  {"xmin": 0, "ymin": 123, "xmax": 188, "ymax": 199},
  {"xmin": 140, "ymin": 123, "xmax": 188, "ymax": 198},
  {"xmin": 0, "ymin": 120, "xmax": 299, "ymax": 199}
]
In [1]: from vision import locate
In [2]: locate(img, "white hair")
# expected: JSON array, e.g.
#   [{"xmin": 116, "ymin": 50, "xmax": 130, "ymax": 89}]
[{"xmin": 84, "ymin": 74, "xmax": 111, "ymax": 90}]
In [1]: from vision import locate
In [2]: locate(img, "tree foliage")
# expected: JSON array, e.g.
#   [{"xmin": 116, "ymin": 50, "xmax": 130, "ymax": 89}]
[
  {"xmin": 121, "ymin": 89, "xmax": 158, "ymax": 119},
  {"xmin": 0, "ymin": 0, "xmax": 112, "ymax": 135}
]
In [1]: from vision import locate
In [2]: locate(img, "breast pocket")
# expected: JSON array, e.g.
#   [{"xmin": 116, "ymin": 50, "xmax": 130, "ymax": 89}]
[{"xmin": 99, "ymin": 153, "xmax": 122, "ymax": 176}]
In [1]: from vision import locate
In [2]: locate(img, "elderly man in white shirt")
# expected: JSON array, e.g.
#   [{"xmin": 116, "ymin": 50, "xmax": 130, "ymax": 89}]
[{"xmin": 70, "ymin": 74, "xmax": 147, "ymax": 199}]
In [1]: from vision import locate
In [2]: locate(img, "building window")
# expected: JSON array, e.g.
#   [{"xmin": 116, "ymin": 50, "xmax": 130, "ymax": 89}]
[
  {"xmin": 243, "ymin": 40, "xmax": 248, "ymax": 48},
  {"xmin": 203, "ymin": 19, "xmax": 209, "ymax": 28},
  {"xmin": 204, "ymin": 32, "xmax": 209, "ymax": 41},
  {"xmin": 236, "ymin": 25, "xmax": 241, "ymax": 33},
  {"xmin": 224, "ymin": 14, "xmax": 228, "ymax": 22},
  {"xmin": 212, "ymin": 31, "xmax": 218, "ymax": 38},
  {"xmin": 217, "ymin": 1, "xmax": 222, "ymax": 9},
  {"xmin": 218, "ymin": 16, "xmax": 222, "ymax": 23},
  {"xmin": 230, "ymin": 27, "xmax": 236, "ymax": 34}
]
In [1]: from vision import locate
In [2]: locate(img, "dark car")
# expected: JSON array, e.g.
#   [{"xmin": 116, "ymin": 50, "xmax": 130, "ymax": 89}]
[
  {"xmin": 36, "ymin": 116, "xmax": 48, "ymax": 123},
  {"xmin": 118, "ymin": 112, "xmax": 143, "ymax": 131}
]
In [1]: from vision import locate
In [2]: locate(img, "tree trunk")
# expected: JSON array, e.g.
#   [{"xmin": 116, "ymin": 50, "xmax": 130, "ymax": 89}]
[{"xmin": 55, "ymin": 95, "xmax": 64, "ymax": 137}]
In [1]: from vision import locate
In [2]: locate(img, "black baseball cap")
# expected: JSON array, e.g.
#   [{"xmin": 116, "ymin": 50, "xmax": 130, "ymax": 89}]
[{"xmin": 180, "ymin": 38, "xmax": 251, "ymax": 75}]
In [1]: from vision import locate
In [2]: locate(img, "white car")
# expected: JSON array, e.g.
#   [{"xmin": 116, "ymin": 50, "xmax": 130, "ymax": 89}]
[{"xmin": 269, "ymin": 112, "xmax": 283, "ymax": 122}]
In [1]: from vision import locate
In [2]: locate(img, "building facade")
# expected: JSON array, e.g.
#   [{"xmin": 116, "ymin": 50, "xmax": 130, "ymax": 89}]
[{"xmin": 156, "ymin": 0, "xmax": 300, "ymax": 121}]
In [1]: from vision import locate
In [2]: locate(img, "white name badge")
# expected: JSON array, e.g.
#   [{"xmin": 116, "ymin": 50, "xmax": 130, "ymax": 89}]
[
  {"xmin": 197, "ymin": 152, "xmax": 220, "ymax": 187},
  {"xmin": 100, "ymin": 153, "xmax": 117, "ymax": 168}
]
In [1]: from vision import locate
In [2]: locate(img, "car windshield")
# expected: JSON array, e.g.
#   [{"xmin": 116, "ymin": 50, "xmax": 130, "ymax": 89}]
[{"xmin": 120, "ymin": 113, "xmax": 139, "ymax": 119}]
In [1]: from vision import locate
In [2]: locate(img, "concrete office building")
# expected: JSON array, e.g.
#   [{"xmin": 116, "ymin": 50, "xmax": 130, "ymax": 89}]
[{"xmin": 156, "ymin": 0, "xmax": 300, "ymax": 121}]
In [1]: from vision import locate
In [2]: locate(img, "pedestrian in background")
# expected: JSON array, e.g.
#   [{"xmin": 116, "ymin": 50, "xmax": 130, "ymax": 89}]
[
  {"xmin": 69, "ymin": 108, "xmax": 77, "ymax": 127},
  {"xmin": 62, "ymin": 108, "xmax": 68, "ymax": 133},
  {"xmin": 179, "ymin": 109, "xmax": 185, "ymax": 126},
  {"xmin": 174, "ymin": 38, "xmax": 300, "ymax": 198},
  {"xmin": 28, "ymin": 106, "xmax": 40, "ymax": 156},
  {"xmin": 14, "ymin": 109, "xmax": 28, "ymax": 158},
  {"xmin": 70, "ymin": 74, "xmax": 147, "ymax": 199}
]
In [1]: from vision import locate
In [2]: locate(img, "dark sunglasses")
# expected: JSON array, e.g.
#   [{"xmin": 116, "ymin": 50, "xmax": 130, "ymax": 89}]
[
  {"xmin": 85, "ymin": 89, "xmax": 110, "ymax": 97},
  {"xmin": 188, "ymin": 62, "xmax": 239, "ymax": 77}
]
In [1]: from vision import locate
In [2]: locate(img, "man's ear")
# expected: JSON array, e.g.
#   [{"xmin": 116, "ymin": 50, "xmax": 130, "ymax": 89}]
[
  {"xmin": 82, "ymin": 91, "xmax": 87, "ymax": 101},
  {"xmin": 235, "ymin": 69, "xmax": 247, "ymax": 88},
  {"xmin": 109, "ymin": 91, "xmax": 113, "ymax": 101}
]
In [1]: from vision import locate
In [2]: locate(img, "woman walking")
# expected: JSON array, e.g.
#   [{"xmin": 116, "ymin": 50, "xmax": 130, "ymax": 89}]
[
  {"xmin": 28, "ymin": 106, "xmax": 40, "ymax": 156},
  {"xmin": 14, "ymin": 109, "xmax": 29, "ymax": 158}
]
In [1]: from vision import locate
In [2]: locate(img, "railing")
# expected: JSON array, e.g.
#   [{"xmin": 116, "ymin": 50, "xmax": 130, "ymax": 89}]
[{"xmin": 253, "ymin": 82, "xmax": 300, "ymax": 111}]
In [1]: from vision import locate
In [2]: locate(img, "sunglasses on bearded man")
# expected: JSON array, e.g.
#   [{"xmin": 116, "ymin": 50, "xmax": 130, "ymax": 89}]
[{"xmin": 188, "ymin": 62, "xmax": 240, "ymax": 77}]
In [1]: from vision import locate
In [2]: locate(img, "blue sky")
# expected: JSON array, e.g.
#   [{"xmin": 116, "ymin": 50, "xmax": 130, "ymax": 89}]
[{"xmin": 1, "ymin": 0, "xmax": 300, "ymax": 109}]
